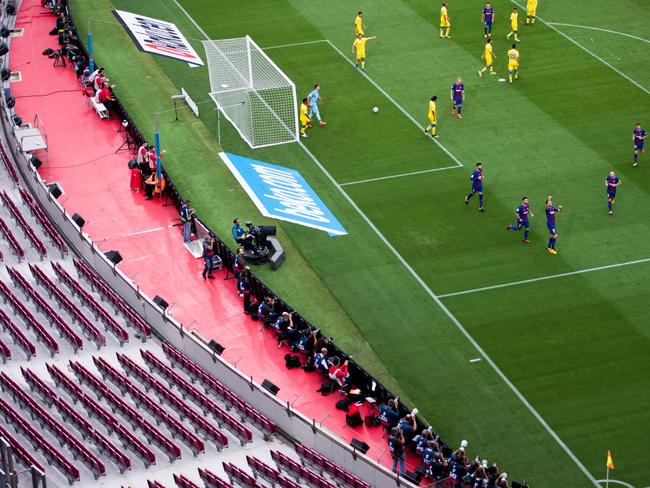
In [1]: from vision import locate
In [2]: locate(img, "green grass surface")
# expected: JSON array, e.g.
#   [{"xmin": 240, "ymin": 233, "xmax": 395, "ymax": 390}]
[{"xmin": 71, "ymin": 0, "xmax": 650, "ymax": 485}]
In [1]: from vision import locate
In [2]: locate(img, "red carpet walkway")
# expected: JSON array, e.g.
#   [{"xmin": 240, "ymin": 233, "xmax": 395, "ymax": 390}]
[{"xmin": 9, "ymin": 0, "xmax": 418, "ymax": 473}]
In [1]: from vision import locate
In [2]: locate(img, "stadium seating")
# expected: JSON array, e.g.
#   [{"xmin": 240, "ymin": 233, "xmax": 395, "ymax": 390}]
[
  {"xmin": 0, "ymin": 216, "xmax": 25, "ymax": 259},
  {"xmin": 270, "ymin": 450, "xmax": 337, "ymax": 488},
  {"xmin": 0, "ymin": 309, "xmax": 36, "ymax": 359},
  {"xmin": 18, "ymin": 187, "xmax": 67, "ymax": 253},
  {"xmin": 162, "ymin": 343, "xmax": 276, "ymax": 439},
  {"xmin": 295, "ymin": 443, "xmax": 372, "ymax": 488},
  {"xmin": 198, "ymin": 467, "xmax": 235, "ymax": 488},
  {"xmin": 0, "ymin": 190, "xmax": 48, "ymax": 257},
  {"xmin": 246, "ymin": 455, "xmax": 281, "ymax": 485},
  {"xmin": 0, "ymin": 423, "xmax": 44, "ymax": 472},
  {"xmin": 0, "ymin": 140, "xmax": 19, "ymax": 184},
  {"xmin": 0, "ymin": 336, "xmax": 10, "ymax": 362},
  {"xmin": 174, "ymin": 473, "xmax": 201, "ymax": 488},
  {"xmin": 222, "ymin": 461, "xmax": 261, "ymax": 487}
]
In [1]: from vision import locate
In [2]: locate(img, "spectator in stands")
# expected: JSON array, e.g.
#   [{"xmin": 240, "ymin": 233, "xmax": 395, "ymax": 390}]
[
  {"xmin": 179, "ymin": 200, "xmax": 194, "ymax": 243},
  {"xmin": 202, "ymin": 235, "xmax": 216, "ymax": 279},
  {"xmin": 388, "ymin": 427, "xmax": 406, "ymax": 476},
  {"xmin": 397, "ymin": 409, "xmax": 418, "ymax": 443},
  {"xmin": 379, "ymin": 398, "xmax": 400, "ymax": 433}
]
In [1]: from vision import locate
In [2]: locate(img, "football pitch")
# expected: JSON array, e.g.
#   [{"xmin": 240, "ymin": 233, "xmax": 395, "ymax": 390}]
[{"xmin": 72, "ymin": 0, "xmax": 650, "ymax": 486}]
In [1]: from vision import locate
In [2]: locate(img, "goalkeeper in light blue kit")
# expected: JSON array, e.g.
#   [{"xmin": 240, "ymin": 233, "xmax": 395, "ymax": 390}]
[{"xmin": 308, "ymin": 84, "xmax": 327, "ymax": 126}]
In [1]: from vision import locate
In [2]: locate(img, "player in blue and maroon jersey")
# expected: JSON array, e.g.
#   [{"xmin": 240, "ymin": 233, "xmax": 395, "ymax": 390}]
[
  {"xmin": 545, "ymin": 196, "xmax": 563, "ymax": 255},
  {"xmin": 633, "ymin": 123, "xmax": 646, "ymax": 167},
  {"xmin": 450, "ymin": 77, "xmax": 465, "ymax": 119},
  {"xmin": 605, "ymin": 170, "xmax": 621, "ymax": 215},
  {"xmin": 506, "ymin": 196, "xmax": 534, "ymax": 243},
  {"xmin": 482, "ymin": 2, "xmax": 494, "ymax": 38},
  {"xmin": 464, "ymin": 162, "xmax": 485, "ymax": 211}
]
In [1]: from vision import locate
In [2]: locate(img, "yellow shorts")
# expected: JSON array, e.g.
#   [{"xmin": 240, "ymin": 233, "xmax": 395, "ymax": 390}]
[
  {"xmin": 300, "ymin": 116, "xmax": 310, "ymax": 126},
  {"xmin": 440, "ymin": 21, "xmax": 450, "ymax": 28},
  {"xmin": 356, "ymin": 52, "xmax": 365, "ymax": 60},
  {"xmin": 527, "ymin": 8, "xmax": 536, "ymax": 16},
  {"xmin": 485, "ymin": 56, "xmax": 493, "ymax": 66},
  {"xmin": 428, "ymin": 115, "xmax": 436, "ymax": 124},
  {"xmin": 511, "ymin": 25, "xmax": 518, "ymax": 32},
  {"xmin": 508, "ymin": 62, "xmax": 519, "ymax": 71}
]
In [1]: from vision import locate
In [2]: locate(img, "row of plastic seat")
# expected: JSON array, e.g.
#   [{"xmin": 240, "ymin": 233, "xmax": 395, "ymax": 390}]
[
  {"xmin": 223, "ymin": 461, "xmax": 261, "ymax": 487},
  {"xmin": 116, "ymin": 352, "xmax": 229, "ymax": 450},
  {"xmin": 0, "ymin": 395, "xmax": 80, "ymax": 483},
  {"xmin": 271, "ymin": 450, "xmax": 337, "ymax": 488},
  {"xmin": 0, "ymin": 372, "xmax": 106, "ymax": 478},
  {"xmin": 148, "ymin": 480, "xmax": 168, "ymax": 488},
  {"xmin": 93, "ymin": 355, "xmax": 206, "ymax": 455},
  {"xmin": 69, "ymin": 359, "xmax": 182, "ymax": 462},
  {"xmin": 18, "ymin": 186, "xmax": 67, "ymax": 253},
  {"xmin": 174, "ymin": 473, "xmax": 201, "ymax": 488},
  {"xmin": 31, "ymin": 263, "xmax": 128, "ymax": 345},
  {"xmin": 0, "ymin": 280, "xmax": 59, "ymax": 355},
  {"xmin": 0, "ymin": 308, "xmax": 36, "ymax": 358},
  {"xmin": 0, "ymin": 190, "xmax": 48, "ymax": 256},
  {"xmin": 73, "ymin": 258, "xmax": 151, "ymax": 339},
  {"xmin": 0, "ymin": 423, "xmax": 44, "ymax": 472},
  {"xmin": 6, "ymin": 266, "xmax": 85, "ymax": 350},
  {"xmin": 51, "ymin": 261, "xmax": 134, "ymax": 343},
  {"xmin": 199, "ymin": 467, "xmax": 234, "ymax": 488},
  {"xmin": 295, "ymin": 443, "xmax": 372, "ymax": 488},
  {"xmin": 247, "ymin": 456, "xmax": 302, "ymax": 488},
  {"xmin": 0, "ymin": 336, "xmax": 10, "ymax": 362},
  {"xmin": 140, "ymin": 349, "xmax": 254, "ymax": 445},
  {"xmin": 0, "ymin": 216, "xmax": 25, "ymax": 259},
  {"xmin": 0, "ymin": 140, "xmax": 18, "ymax": 183},
  {"xmin": 46, "ymin": 362, "xmax": 158, "ymax": 467},
  {"xmin": 21, "ymin": 366, "xmax": 132, "ymax": 474},
  {"xmin": 162, "ymin": 343, "xmax": 276, "ymax": 438}
]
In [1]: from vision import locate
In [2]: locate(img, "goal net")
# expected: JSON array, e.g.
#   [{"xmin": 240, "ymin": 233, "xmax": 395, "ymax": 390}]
[{"xmin": 203, "ymin": 36, "xmax": 299, "ymax": 149}]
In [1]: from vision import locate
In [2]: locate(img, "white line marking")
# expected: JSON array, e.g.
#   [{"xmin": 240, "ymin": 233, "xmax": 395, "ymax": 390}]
[
  {"xmin": 548, "ymin": 22, "xmax": 650, "ymax": 45},
  {"xmin": 438, "ymin": 257, "xmax": 650, "ymax": 299},
  {"xmin": 340, "ymin": 164, "xmax": 460, "ymax": 186},
  {"xmin": 126, "ymin": 226, "xmax": 169, "ymax": 237},
  {"xmin": 262, "ymin": 39, "xmax": 328, "ymax": 50},
  {"xmin": 469, "ymin": 358, "xmax": 482, "ymax": 363},
  {"xmin": 510, "ymin": 0, "xmax": 650, "ymax": 96},
  {"xmin": 169, "ymin": 1, "xmax": 595, "ymax": 483},
  {"xmin": 298, "ymin": 141, "xmax": 599, "ymax": 488},
  {"xmin": 597, "ymin": 480, "xmax": 636, "ymax": 488},
  {"xmin": 323, "ymin": 39, "xmax": 464, "ymax": 168}
]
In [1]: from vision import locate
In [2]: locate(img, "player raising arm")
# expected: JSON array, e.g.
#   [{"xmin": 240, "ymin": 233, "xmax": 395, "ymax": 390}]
[
  {"xmin": 352, "ymin": 34, "xmax": 377, "ymax": 71},
  {"xmin": 633, "ymin": 122, "xmax": 646, "ymax": 167},
  {"xmin": 545, "ymin": 196, "xmax": 562, "ymax": 254},
  {"xmin": 354, "ymin": 11, "xmax": 365, "ymax": 36},
  {"xmin": 507, "ymin": 196, "xmax": 534, "ymax": 243},
  {"xmin": 479, "ymin": 38, "xmax": 496, "ymax": 77},
  {"xmin": 482, "ymin": 2, "xmax": 494, "ymax": 38},
  {"xmin": 507, "ymin": 43, "xmax": 520, "ymax": 83},
  {"xmin": 450, "ymin": 77, "xmax": 465, "ymax": 119},
  {"xmin": 605, "ymin": 171, "xmax": 621, "ymax": 215},
  {"xmin": 440, "ymin": 3, "xmax": 451, "ymax": 39},
  {"xmin": 507, "ymin": 7, "xmax": 520, "ymax": 41},
  {"xmin": 424, "ymin": 96, "xmax": 438, "ymax": 138}
]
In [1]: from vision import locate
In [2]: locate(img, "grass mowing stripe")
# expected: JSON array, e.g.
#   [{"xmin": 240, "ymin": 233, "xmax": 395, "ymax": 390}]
[
  {"xmin": 170, "ymin": 0, "xmax": 600, "ymax": 482},
  {"xmin": 323, "ymin": 40, "xmax": 464, "ymax": 168},
  {"xmin": 510, "ymin": 0, "xmax": 650, "ymax": 95},
  {"xmin": 439, "ymin": 257, "xmax": 650, "ymax": 299},
  {"xmin": 340, "ymin": 164, "xmax": 460, "ymax": 187},
  {"xmin": 548, "ymin": 23, "xmax": 650, "ymax": 45}
]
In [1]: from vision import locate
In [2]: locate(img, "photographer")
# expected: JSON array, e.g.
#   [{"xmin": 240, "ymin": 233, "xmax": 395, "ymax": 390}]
[
  {"xmin": 201, "ymin": 235, "xmax": 215, "ymax": 279},
  {"xmin": 233, "ymin": 248, "xmax": 246, "ymax": 293},
  {"xmin": 397, "ymin": 409, "xmax": 419, "ymax": 443},
  {"xmin": 179, "ymin": 200, "xmax": 195, "ymax": 243},
  {"xmin": 378, "ymin": 398, "xmax": 400, "ymax": 433},
  {"xmin": 388, "ymin": 427, "xmax": 406, "ymax": 476}
]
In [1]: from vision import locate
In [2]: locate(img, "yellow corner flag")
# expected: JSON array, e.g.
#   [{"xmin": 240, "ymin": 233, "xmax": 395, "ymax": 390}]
[{"xmin": 607, "ymin": 450, "xmax": 615, "ymax": 470}]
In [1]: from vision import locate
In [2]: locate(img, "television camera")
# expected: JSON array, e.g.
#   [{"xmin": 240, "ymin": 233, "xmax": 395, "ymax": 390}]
[{"xmin": 241, "ymin": 221, "xmax": 277, "ymax": 264}]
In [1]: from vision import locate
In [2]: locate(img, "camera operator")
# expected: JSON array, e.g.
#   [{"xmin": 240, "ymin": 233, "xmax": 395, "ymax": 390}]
[
  {"xmin": 232, "ymin": 218, "xmax": 247, "ymax": 246},
  {"xmin": 388, "ymin": 427, "xmax": 406, "ymax": 476}
]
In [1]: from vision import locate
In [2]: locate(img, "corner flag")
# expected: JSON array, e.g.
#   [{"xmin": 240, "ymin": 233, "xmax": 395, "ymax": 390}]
[{"xmin": 607, "ymin": 450, "xmax": 615, "ymax": 470}]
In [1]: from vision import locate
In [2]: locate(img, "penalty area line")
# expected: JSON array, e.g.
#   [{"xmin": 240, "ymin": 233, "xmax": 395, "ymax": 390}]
[
  {"xmin": 340, "ymin": 164, "xmax": 460, "ymax": 186},
  {"xmin": 439, "ymin": 257, "xmax": 650, "ymax": 299},
  {"xmin": 509, "ymin": 0, "xmax": 650, "ymax": 96},
  {"xmin": 262, "ymin": 39, "xmax": 329, "ymax": 50},
  {"xmin": 547, "ymin": 23, "xmax": 650, "ymax": 45}
]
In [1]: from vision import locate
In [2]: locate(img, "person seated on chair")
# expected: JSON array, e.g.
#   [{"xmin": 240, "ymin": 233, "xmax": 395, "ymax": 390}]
[
  {"xmin": 232, "ymin": 218, "xmax": 248, "ymax": 246},
  {"xmin": 328, "ymin": 358, "xmax": 350, "ymax": 389},
  {"xmin": 144, "ymin": 172, "xmax": 156, "ymax": 200},
  {"xmin": 345, "ymin": 401, "xmax": 363, "ymax": 427},
  {"xmin": 378, "ymin": 398, "xmax": 400, "ymax": 433},
  {"xmin": 97, "ymin": 83, "xmax": 116, "ymax": 115},
  {"xmin": 88, "ymin": 67, "xmax": 103, "ymax": 91},
  {"xmin": 313, "ymin": 347, "xmax": 329, "ymax": 375},
  {"xmin": 257, "ymin": 296, "xmax": 277, "ymax": 325}
]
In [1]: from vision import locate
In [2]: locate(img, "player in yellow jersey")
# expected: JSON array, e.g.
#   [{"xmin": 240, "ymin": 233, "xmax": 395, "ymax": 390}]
[
  {"xmin": 506, "ymin": 7, "xmax": 520, "ymax": 41},
  {"xmin": 424, "ymin": 96, "xmax": 438, "ymax": 138},
  {"xmin": 299, "ymin": 98, "xmax": 311, "ymax": 138},
  {"xmin": 440, "ymin": 3, "xmax": 451, "ymax": 39},
  {"xmin": 354, "ymin": 11, "xmax": 365, "ymax": 36},
  {"xmin": 507, "ymin": 43, "xmax": 520, "ymax": 83},
  {"xmin": 526, "ymin": 0, "xmax": 537, "ymax": 25},
  {"xmin": 352, "ymin": 34, "xmax": 377, "ymax": 71},
  {"xmin": 478, "ymin": 38, "xmax": 497, "ymax": 77}
]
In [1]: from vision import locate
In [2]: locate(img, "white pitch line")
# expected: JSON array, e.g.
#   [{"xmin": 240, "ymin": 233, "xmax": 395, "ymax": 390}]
[
  {"xmin": 262, "ymin": 39, "xmax": 328, "ymax": 50},
  {"xmin": 323, "ymin": 39, "xmax": 464, "ymax": 168},
  {"xmin": 596, "ymin": 480, "xmax": 636, "ymax": 488},
  {"xmin": 170, "ymin": 1, "xmax": 595, "ymax": 482},
  {"xmin": 439, "ymin": 257, "xmax": 650, "ymax": 299},
  {"xmin": 298, "ymin": 141, "xmax": 599, "ymax": 488},
  {"xmin": 340, "ymin": 164, "xmax": 460, "ymax": 186},
  {"xmin": 548, "ymin": 23, "xmax": 650, "ymax": 45},
  {"xmin": 510, "ymin": 0, "xmax": 650, "ymax": 96}
]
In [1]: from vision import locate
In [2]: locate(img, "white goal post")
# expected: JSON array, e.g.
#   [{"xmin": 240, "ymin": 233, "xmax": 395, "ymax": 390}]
[{"xmin": 202, "ymin": 36, "xmax": 299, "ymax": 149}]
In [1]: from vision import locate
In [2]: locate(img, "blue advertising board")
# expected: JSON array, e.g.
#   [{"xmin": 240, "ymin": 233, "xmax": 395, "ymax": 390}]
[{"xmin": 219, "ymin": 153, "xmax": 347, "ymax": 236}]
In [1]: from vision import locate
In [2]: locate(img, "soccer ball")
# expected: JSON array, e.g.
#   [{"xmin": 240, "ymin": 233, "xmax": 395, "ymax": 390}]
[{"xmin": 372, "ymin": 106, "xmax": 379, "ymax": 113}]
